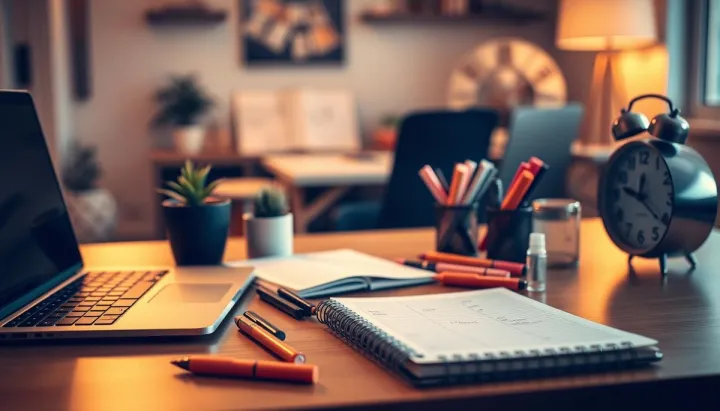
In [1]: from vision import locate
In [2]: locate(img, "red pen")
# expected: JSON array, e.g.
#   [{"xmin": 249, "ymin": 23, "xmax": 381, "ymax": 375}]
[
  {"xmin": 419, "ymin": 251, "xmax": 527, "ymax": 277},
  {"xmin": 395, "ymin": 258, "xmax": 511, "ymax": 278},
  {"xmin": 434, "ymin": 272, "xmax": 528, "ymax": 291}
]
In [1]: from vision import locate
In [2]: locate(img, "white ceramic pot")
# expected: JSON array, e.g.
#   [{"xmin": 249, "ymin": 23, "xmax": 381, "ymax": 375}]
[
  {"xmin": 65, "ymin": 188, "xmax": 118, "ymax": 243},
  {"xmin": 173, "ymin": 125, "xmax": 206, "ymax": 154},
  {"xmin": 243, "ymin": 213, "xmax": 294, "ymax": 258}
]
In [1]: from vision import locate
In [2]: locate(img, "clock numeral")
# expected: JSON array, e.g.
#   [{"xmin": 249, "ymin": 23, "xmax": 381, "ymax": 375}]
[
  {"xmin": 612, "ymin": 188, "xmax": 621, "ymax": 202},
  {"xmin": 624, "ymin": 222, "xmax": 633, "ymax": 238},
  {"xmin": 661, "ymin": 213, "xmax": 671, "ymax": 225},
  {"xmin": 498, "ymin": 43, "xmax": 512, "ymax": 66},
  {"xmin": 627, "ymin": 155, "xmax": 636, "ymax": 170},
  {"xmin": 533, "ymin": 66, "xmax": 554, "ymax": 84},
  {"xmin": 652, "ymin": 227, "xmax": 660, "ymax": 241},
  {"xmin": 639, "ymin": 150, "xmax": 650, "ymax": 165},
  {"xmin": 618, "ymin": 171, "xmax": 628, "ymax": 184},
  {"xmin": 637, "ymin": 230, "xmax": 645, "ymax": 245},
  {"xmin": 656, "ymin": 156, "xmax": 661, "ymax": 170},
  {"xmin": 666, "ymin": 191, "xmax": 673, "ymax": 207},
  {"xmin": 663, "ymin": 171, "xmax": 671, "ymax": 185}
]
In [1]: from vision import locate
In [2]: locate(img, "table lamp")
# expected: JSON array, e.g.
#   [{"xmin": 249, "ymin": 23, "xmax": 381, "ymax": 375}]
[{"xmin": 556, "ymin": 0, "xmax": 657, "ymax": 147}]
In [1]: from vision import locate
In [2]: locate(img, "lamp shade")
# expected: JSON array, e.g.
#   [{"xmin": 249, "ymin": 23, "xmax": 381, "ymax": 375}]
[{"xmin": 556, "ymin": 0, "xmax": 657, "ymax": 51}]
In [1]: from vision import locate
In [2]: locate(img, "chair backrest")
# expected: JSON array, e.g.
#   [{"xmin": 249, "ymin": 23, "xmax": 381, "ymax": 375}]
[
  {"xmin": 377, "ymin": 109, "xmax": 499, "ymax": 229},
  {"xmin": 498, "ymin": 104, "xmax": 584, "ymax": 202}
]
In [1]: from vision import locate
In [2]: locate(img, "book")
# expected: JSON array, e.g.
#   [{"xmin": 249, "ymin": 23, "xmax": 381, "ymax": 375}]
[
  {"xmin": 316, "ymin": 288, "xmax": 662, "ymax": 386},
  {"xmin": 231, "ymin": 88, "xmax": 360, "ymax": 156},
  {"xmin": 229, "ymin": 249, "xmax": 435, "ymax": 298}
]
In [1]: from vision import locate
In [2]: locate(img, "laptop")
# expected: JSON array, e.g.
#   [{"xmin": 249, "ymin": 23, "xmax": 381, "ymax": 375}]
[
  {"xmin": 498, "ymin": 104, "xmax": 584, "ymax": 201},
  {"xmin": 0, "ymin": 90, "xmax": 254, "ymax": 341}
]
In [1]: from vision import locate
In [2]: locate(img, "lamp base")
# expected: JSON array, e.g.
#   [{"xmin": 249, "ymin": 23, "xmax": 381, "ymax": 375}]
[{"xmin": 578, "ymin": 52, "xmax": 628, "ymax": 147}]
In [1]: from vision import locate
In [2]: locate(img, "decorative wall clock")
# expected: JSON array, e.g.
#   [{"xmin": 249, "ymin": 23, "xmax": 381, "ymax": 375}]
[{"xmin": 447, "ymin": 38, "xmax": 568, "ymax": 156}]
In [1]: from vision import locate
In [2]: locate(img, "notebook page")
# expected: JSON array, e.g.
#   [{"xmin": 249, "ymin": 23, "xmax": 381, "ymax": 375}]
[
  {"xmin": 228, "ymin": 249, "xmax": 433, "ymax": 291},
  {"xmin": 334, "ymin": 288, "xmax": 658, "ymax": 364}
]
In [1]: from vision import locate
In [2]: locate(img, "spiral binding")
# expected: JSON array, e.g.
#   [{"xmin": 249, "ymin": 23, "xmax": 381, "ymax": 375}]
[{"xmin": 317, "ymin": 300, "xmax": 659, "ymax": 387}]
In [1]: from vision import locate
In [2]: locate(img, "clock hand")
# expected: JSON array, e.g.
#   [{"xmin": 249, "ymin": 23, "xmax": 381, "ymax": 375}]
[
  {"xmin": 639, "ymin": 198, "xmax": 661, "ymax": 221},
  {"xmin": 639, "ymin": 173, "xmax": 646, "ymax": 196},
  {"xmin": 622, "ymin": 186, "xmax": 640, "ymax": 198}
]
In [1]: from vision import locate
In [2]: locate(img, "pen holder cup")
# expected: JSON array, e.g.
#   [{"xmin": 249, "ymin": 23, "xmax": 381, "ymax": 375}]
[
  {"xmin": 435, "ymin": 204, "xmax": 479, "ymax": 256},
  {"xmin": 485, "ymin": 206, "xmax": 533, "ymax": 264}
]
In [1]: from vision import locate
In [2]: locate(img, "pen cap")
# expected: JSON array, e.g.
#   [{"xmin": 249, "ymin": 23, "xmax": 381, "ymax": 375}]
[{"xmin": 528, "ymin": 233, "xmax": 546, "ymax": 254}]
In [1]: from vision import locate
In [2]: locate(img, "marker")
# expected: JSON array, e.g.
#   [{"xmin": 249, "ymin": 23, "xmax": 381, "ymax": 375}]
[
  {"xmin": 419, "ymin": 251, "xmax": 527, "ymax": 277},
  {"xmin": 170, "ymin": 356, "xmax": 318, "ymax": 384},
  {"xmin": 419, "ymin": 165, "xmax": 449, "ymax": 204},
  {"xmin": 278, "ymin": 288, "xmax": 316, "ymax": 316},
  {"xmin": 395, "ymin": 259, "xmax": 511, "ymax": 278},
  {"xmin": 256, "ymin": 287, "xmax": 306, "ymax": 320},
  {"xmin": 520, "ymin": 163, "xmax": 549, "ymax": 207},
  {"xmin": 239, "ymin": 311, "xmax": 286, "ymax": 340},
  {"xmin": 434, "ymin": 272, "xmax": 528, "ymax": 291},
  {"xmin": 236, "ymin": 316, "xmax": 306, "ymax": 364},
  {"xmin": 446, "ymin": 163, "xmax": 469, "ymax": 205}
]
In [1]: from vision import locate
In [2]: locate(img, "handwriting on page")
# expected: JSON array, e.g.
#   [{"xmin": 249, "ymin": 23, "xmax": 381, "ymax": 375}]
[{"xmin": 339, "ymin": 290, "xmax": 634, "ymax": 359}]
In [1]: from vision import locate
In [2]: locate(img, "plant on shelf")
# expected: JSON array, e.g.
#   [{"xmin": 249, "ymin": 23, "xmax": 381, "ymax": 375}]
[
  {"xmin": 62, "ymin": 141, "xmax": 117, "ymax": 243},
  {"xmin": 244, "ymin": 185, "xmax": 294, "ymax": 258},
  {"xmin": 152, "ymin": 74, "xmax": 214, "ymax": 154},
  {"xmin": 373, "ymin": 114, "xmax": 401, "ymax": 150},
  {"xmin": 159, "ymin": 161, "xmax": 230, "ymax": 265}
]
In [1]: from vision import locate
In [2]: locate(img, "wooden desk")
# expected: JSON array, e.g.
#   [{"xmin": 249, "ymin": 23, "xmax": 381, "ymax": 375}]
[
  {"xmin": 2, "ymin": 219, "xmax": 719, "ymax": 410},
  {"xmin": 262, "ymin": 152, "xmax": 393, "ymax": 233}
]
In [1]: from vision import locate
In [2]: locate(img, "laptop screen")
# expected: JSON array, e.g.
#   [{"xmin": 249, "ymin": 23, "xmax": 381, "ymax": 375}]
[{"xmin": 0, "ymin": 92, "xmax": 83, "ymax": 314}]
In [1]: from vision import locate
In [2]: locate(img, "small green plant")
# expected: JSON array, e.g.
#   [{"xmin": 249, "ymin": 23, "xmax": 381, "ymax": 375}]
[
  {"xmin": 152, "ymin": 74, "xmax": 214, "ymax": 127},
  {"xmin": 380, "ymin": 114, "xmax": 401, "ymax": 128},
  {"xmin": 62, "ymin": 141, "xmax": 101, "ymax": 192},
  {"xmin": 158, "ymin": 161, "xmax": 223, "ymax": 206},
  {"xmin": 253, "ymin": 186, "xmax": 289, "ymax": 218}
]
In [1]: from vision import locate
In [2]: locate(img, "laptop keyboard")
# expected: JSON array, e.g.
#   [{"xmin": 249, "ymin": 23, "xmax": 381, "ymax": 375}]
[{"xmin": 2, "ymin": 270, "xmax": 167, "ymax": 328}]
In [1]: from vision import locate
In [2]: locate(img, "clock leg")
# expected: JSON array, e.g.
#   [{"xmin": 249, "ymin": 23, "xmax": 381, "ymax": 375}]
[
  {"xmin": 659, "ymin": 254, "xmax": 668, "ymax": 276},
  {"xmin": 685, "ymin": 253, "xmax": 697, "ymax": 270},
  {"xmin": 627, "ymin": 255, "xmax": 634, "ymax": 266}
]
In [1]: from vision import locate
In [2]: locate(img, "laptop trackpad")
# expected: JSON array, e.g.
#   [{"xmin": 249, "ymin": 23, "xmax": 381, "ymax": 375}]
[{"xmin": 149, "ymin": 283, "xmax": 231, "ymax": 304}]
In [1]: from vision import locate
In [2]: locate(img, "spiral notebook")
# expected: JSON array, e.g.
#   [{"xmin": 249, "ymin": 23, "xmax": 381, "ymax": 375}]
[{"xmin": 316, "ymin": 288, "xmax": 662, "ymax": 386}]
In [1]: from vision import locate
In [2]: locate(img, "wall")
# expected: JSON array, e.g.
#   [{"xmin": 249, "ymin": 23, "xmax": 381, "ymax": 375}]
[{"xmin": 73, "ymin": 0, "xmax": 564, "ymax": 239}]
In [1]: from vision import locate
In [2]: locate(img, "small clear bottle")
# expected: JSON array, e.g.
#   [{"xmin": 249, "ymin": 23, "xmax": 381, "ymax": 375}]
[{"xmin": 527, "ymin": 233, "xmax": 547, "ymax": 292}]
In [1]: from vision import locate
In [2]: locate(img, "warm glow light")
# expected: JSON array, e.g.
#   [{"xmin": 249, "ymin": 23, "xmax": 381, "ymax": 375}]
[{"xmin": 556, "ymin": 0, "xmax": 657, "ymax": 51}]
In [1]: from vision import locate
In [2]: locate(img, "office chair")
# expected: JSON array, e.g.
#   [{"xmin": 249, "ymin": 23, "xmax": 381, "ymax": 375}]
[{"xmin": 334, "ymin": 109, "xmax": 499, "ymax": 230}]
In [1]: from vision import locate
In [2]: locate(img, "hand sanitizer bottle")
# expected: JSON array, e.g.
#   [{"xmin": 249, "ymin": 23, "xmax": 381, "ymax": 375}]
[{"xmin": 527, "ymin": 233, "xmax": 547, "ymax": 292}]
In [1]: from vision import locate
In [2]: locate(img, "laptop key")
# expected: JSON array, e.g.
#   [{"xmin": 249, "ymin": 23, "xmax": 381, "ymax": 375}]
[
  {"xmin": 56, "ymin": 317, "xmax": 78, "ymax": 326},
  {"xmin": 65, "ymin": 311, "xmax": 85, "ymax": 317},
  {"xmin": 75, "ymin": 317, "xmax": 98, "ymax": 326},
  {"xmin": 121, "ymin": 281, "xmax": 155, "ymax": 299},
  {"xmin": 112, "ymin": 299, "xmax": 137, "ymax": 307},
  {"xmin": 77, "ymin": 302, "xmax": 95, "ymax": 307},
  {"xmin": 105, "ymin": 307, "xmax": 128, "ymax": 315},
  {"xmin": 84, "ymin": 296, "xmax": 101, "ymax": 302},
  {"xmin": 39, "ymin": 318, "xmax": 59, "ymax": 326},
  {"xmin": 87, "ymin": 310, "xmax": 106, "ymax": 317},
  {"xmin": 72, "ymin": 306, "xmax": 90, "ymax": 312}
]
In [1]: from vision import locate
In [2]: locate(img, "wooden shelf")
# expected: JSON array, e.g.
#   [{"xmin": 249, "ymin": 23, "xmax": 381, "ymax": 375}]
[
  {"xmin": 359, "ymin": 9, "xmax": 544, "ymax": 25},
  {"xmin": 145, "ymin": 7, "xmax": 227, "ymax": 26}
]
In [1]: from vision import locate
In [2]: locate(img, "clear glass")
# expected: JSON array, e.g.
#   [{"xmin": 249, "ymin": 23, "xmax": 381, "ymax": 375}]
[{"xmin": 532, "ymin": 199, "xmax": 581, "ymax": 268}]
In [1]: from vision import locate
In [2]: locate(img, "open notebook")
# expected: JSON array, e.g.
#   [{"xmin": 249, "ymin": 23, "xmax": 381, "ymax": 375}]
[
  {"xmin": 229, "ymin": 249, "xmax": 435, "ymax": 298},
  {"xmin": 316, "ymin": 288, "xmax": 662, "ymax": 386}
]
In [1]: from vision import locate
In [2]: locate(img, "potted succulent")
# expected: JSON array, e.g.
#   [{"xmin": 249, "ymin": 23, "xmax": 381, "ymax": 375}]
[
  {"xmin": 372, "ymin": 114, "xmax": 401, "ymax": 150},
  {"xmin": 158, "ymin": 161, "xmax": 229, "ymax": 265},
  {"xmin": 243, "ymin": 186, "xmax": 293, "ymax": 258},
  {"xmin": 152, "ymin": 74, "xmax": 214, "ymax": 154},
  {"xmin": 62, "ymin": 141, "xmax": 117, "ymax": 243}
]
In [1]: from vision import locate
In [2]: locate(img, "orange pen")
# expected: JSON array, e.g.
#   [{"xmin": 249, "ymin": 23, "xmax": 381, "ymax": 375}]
[
  {"xmin": 420, "ymin": 251, "xmax": 526, "ymax": 277},
  {"xmin": 446, "ymin": 163, "xmax": 469, "ymax": 205},
  {"xmin": 479, "ymin": 170, "xmax": 535, "ymax": 250},
  {"xmin": 434, "ymin": 272, "xmax": 528, "ymax": 291},
  {"xmin": 237, "ymin": 316, "xmax": 306, "ymax": 364},
  {"xmin": 171, "ymin": 356, "xmax": 318, "ymax": 384}
]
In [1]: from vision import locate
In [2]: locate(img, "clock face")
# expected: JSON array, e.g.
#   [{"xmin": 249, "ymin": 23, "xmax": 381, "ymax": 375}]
[
  {"xmin": 601, "ymin": 144, "xmax": 675, "ymax": 253},
  {"xmin": 447, "ymin": 38, "xmax": 567, "ymax": 112}
]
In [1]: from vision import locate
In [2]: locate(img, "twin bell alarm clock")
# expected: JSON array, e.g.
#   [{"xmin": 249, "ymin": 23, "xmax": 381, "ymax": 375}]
[{"xmin": 598, "ymin": 94, "xmax": 718, "ymax": 275}]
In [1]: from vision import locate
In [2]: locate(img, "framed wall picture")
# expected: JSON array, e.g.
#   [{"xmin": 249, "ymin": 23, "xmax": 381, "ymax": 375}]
[{"xmin": 241, "ymin": 0, "xmax": 345, "ymax": 66}]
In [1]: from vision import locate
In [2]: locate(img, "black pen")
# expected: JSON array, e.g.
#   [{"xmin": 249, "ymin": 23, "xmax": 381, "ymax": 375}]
[
  {"xmin": 520, "ymin": 164, "xmax": 549, "ymax": 207},
  {"xmin": 256, "ymin": 287, "xmax": 306, "ymax": 320},
  {"xmin": 239, "ymin": 311, "xmax": 286, "ymax": 340},
  {"xmin": 278, "ymin": 288, "xmax": 316, "ymax": 316}
]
